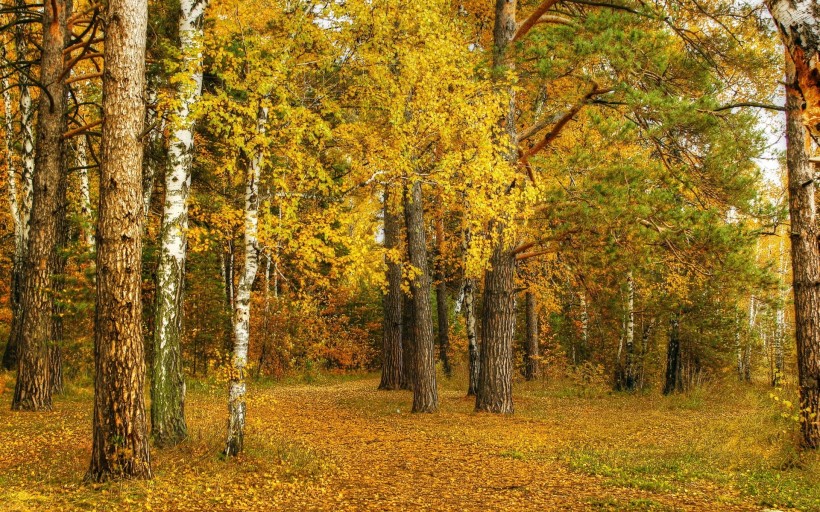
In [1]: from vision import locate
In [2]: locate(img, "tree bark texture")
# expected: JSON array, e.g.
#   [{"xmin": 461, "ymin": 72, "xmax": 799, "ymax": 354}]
[
  {"xmin": 663, "ymin": 315, "xmax": 683, "ymax": 395},
  {"xmin": 3, "ymin": 1, "xmax": 36, "ymax": 372},
  {"xmin": 434, "ymin": 219, "xmax": 451, "ymax": 378},
  {"xmin": 13, "ymin": 0, "xmax": 69, "ymax": 411},
  {"xmin": 87, "ymin": 0, "xmax": 152, "ymax": 481},
  {"xmin": 475, "ymin": 0, "xmax": 518, "ymax": 415},
  {"xmin": 225, "ymin": 106, "xmax": 267, "ymax": 456},
  {"xmin": 403, "ymin": 180, "xmax": 438, "ymax": 413},
  {"xmin": 524, "ymin": 291, "xmax": 540, "ymax": 381},
  {"xmin": 379, "ymin": 186, "xmax": 404, "ymax": 390},
  {"xmin": 464, "ymin": 277, "xmax": 480, "ymax": 396},
  {"xmin": 151, "ymin": 0, "xmax": 208, "ymax": 448},
  {"xmin": 784, "ymin": 50, "xmax": 820, "ymax": 448}
]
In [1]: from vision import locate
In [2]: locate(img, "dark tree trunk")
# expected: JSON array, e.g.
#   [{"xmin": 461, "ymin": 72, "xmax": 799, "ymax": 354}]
[
  {"xmin": 663, "ymin": 315, "xmax": 683, "ymax": 395},
  {"xmin": 87, "ymin": 0, "xmax": 152, "ymax": 481},
  {"xmin": 475, "ymin": 0, "xmax": 518, "ymax": 416},
  {"xmin": 403, "ymin": 181, "xmax": 438, "ymax": 413},
  {"xmin": 50, "ymin": 147, "xmax": 70, "ymax": 396},
  {"xmin": 476, "ymin": 243, "xmax": 516, "ymax": 413},
  {"xmin": 464, "ymin": 277, "xmax": 480, "ymax": 396},
  {"xmin": 12, "ymin": 0, "xmax": 69, "ymax": 411},
  {"xmin": 379, "ymin": 186, "xmax": 404, "ymax": 390},
  {"xmin": 434, "ymin": 219, "xmax": 451, "ymax": 378},
  {"xmin": 784, "ymin": 49, "xmax": 820, "ymax": 448},
  {"xmin": 524, "ymin": 291, "xmax": 539, "ymax": 381},
  {"xmin": 222, "ymin": 241, "xmax": 235, "ymax": 355},
  {"xmin": 401, "ymin": 290, "xmax": 415, "ymax": 391}
]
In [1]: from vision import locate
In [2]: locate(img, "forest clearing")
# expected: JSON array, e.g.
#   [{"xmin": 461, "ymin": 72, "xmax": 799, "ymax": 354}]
[
  {"xmin": 1, "ymin": 373, "xmax": 819, "ymax": 511},
  {"xmin": 5, "ymin": 0, "xmax": 820, "ymax": 509}
]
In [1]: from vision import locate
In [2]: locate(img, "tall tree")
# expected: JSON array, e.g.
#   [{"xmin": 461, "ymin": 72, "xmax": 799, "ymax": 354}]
[
  {"xmin": 151, "ymin": 0, "xmax": 209, "ymax": 448},
  {"xmin": 87, "ymin": 0, "xmax": 152, "ymax": 480},
  {"xmin": 434, "ymin": 219, "xmax": 451, "ymax": 378},
  {"xmin": 524, "ymin": 290, "xmax": 539, "ymax": 381},
  {"xmin": 2, "ymin": 0, "xmax": 36, "ymax": 372},
  {"xmin": 783, "ymin": 47, "xmax": 820, "ymax": 448},
  {"xmin": 766, "ymin": 0, "xmax": 820, "ymax": 449},
  {"xmin": 379, "ymin": 186, "xmax": 404, "ymax": 390},
  {"xmin": 12, "ymin": 0, "xmax": 69, "ymax": 411},
  {"xmin": 404, "ymin": 180, "xmax": 438, "ymax": 413},
  {"xmin": 225, "ymin": 105, "xmax": 267, "ymax": 457}
]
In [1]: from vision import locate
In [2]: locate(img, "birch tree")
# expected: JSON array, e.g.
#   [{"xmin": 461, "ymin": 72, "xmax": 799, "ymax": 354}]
[
  {"xmin": 152, "ymin": 0, "xmax": 209, "ymax": 448},
  {"xmin": 225, "ymin": 106, "xmax": 267, "ymax": 457},
  {"xmin": 2, "ymin": 1, "xmax": 35, "ymax": 372}
]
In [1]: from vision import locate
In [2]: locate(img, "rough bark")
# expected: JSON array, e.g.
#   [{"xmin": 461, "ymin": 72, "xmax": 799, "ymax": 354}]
[
  {"xmin": 225, "ymin": 106, "xmax": 267, "ymax": 456},
  {"xmin": 434, "ymin": 219, "xmax": 451, "ymax": 378},
  {"xmin": 401, "ymin": 291, "xmax": 415, "ymax": 391},
  {"xmin": 3, "ymin": 2, "xmax": 35, "ymax": 372},
  {"xmin": 379, "ymin": 186, "xmax": 404, "ymax": 390},
  {"xmin": 475, "ymin": 0, "xmax": 518, "ymax": 415},
  {"xmin": 524, "ymin": 291, "xmax": 539, "ymax": 381},
  {"xmin": 403, "ymin": 180, "xmax": 438, "ymax": 413},
  {"xmin": 151, "ymin": 0, "xmax": 207, "ymax": 448},
  {"xmin": 784, "ymin": 50, "xmax": 820, "ymax": 448},
  {"xmin": 12, "ymin": 0, "xmax": 69, "ymax": 411},
  {"xmin": 87, "ymin": 0, "xmax": 152, "ymax": 481},
  {"xmin": 663, "ymin": 314, "xmax": 683, "ymax": 395},
  {"xmin": 476, "ymin": 242, "xmax": 516, "ymax": 413}
]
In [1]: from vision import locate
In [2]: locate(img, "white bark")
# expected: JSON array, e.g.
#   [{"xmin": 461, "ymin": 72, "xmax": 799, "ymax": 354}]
[
  {"xmin": 578, "ymin": 291, "xmax": 589, "ymax": 365},
  {"xmin": 226, "ymin": 105, "xmax": 267, "ymax": 456},
  {"xmin": 76, "ymin": 137, "xmax": 95, "ymax": 248},
  {"xmin": 1, "ymin": 69, "xmax": 21, "ymax": 256},
  {"xmin": 17, "ymin": 20, "xmax": 34, "ymax": 257}
]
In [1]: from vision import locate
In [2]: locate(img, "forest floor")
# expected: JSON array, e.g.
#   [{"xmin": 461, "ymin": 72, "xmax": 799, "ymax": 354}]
[{"xmin": 1, "ymin": 371, "xmax": 819, "ymax": 511}]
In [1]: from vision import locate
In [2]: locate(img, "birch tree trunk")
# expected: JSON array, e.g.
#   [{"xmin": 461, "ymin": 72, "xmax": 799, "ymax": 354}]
[
  {"xmin": 12, "ymin": 0, "xmax": 69, "ymax": 411},
  {"xmin": 87, "ymin": 0, "xmax": 152, "ymax": 481},
  {"xmin": 617, "ymin": 272, "xmax": 636, "ymax": 390},
  {"xmin": 379, "ymin": 186, "xmax": 404, "ymax": 390},
  {"xmin": 151, "ymin": 0, "xmax": 208, "ymax": 448},
  {"xmin": 2, "ymin": 3, "xmax": 35, "ymax": 372},
  {"xmin": 524, "ymin": 291, "xmax": 539, "ymax": 381},
  {"xmin": 781, "ymin": 46, "xmax": 820, "ymax": 448},
  {"xmin": 76, "ymin": 137, "xmax": 95, "ymax": 248},
  {"xmin": 774, "ymin": 239, "xmax": 787, "ymax": 387},
  {"xmin": 403, "ymin": 180, "xmax": 438, "ymax": 413},
  {"xmin": 464, "ymin": 276, "xmax": 480, "ymax": 395},
  {"xmin": 225, "ymin": 106, "xmax": 267, "ymax": 456}
]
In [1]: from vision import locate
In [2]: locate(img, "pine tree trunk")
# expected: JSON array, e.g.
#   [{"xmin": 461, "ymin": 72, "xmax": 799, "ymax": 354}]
[
  {"xmin": 3, "ymin": 3, "xmax": 35, "ymax": 372},
  {"xmin": 434, "ymin": 219, "xmax": 451, "ymax": 378},
  {"xmin": 464, "ymin": 276, "xmax": 480, "ymax": 396},
  {"xmin": 403, "ymin": 180, "xmax": 438, "ymax": 413},
  {"xmin": 151, "ymin": 0, "xmax": 207, "ymax": 448},
  {"xmin": 401, "ymin": 291, "xmax": 415, "ymax": 391},
  {"xmin": 663, "ymin": 314, "xmax": 683, "ymax": 395},
  {"xmin": 475, "ymin": 0, "xmax": 518, "ymax": 416},
  {"xmin": 379, "ymin": 186, "xmax": 404, "ymax": 390},
  {"xmin": 524, "ymin": 291, "xmax": 539, "ymax": 381},
  {"xmin": 783, "ymin": 48, "xmax": 820, "ymax": 448},
  {"xmin": 12, "ymin": 0, "xmax": 69, "ymax": 411},
  {"xmin": 225, "ymin": 106, "xmax": 267, "ymax": 456},
  {"xmin": 476, "ymin": 241, "xmax": 516, "ymax": 413},
  {"xmin": 87, "ymin": 0, "xmax": 152, "ymax": 481}
]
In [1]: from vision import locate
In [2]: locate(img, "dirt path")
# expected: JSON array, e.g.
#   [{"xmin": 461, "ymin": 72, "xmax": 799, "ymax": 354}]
[{"xmin": 261, "ymin": 379, "xmax": 758, "ymax": 511}]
